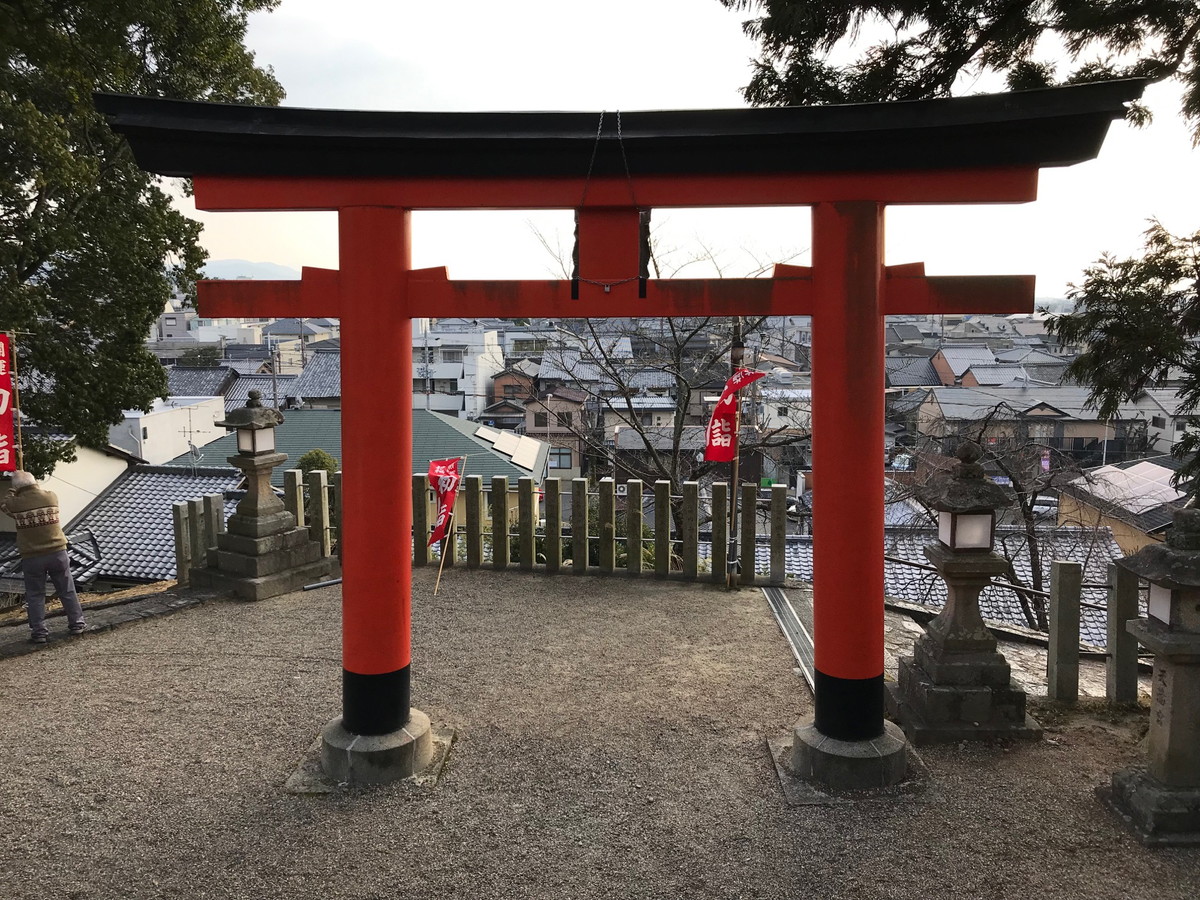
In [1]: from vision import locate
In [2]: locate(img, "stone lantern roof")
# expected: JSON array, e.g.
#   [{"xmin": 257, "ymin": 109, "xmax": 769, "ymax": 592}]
[
  {"xmin": 215, "ymin": 390, "xmax": 284, "ymax": 431},
  {"xmin": 1118, "ymin": 507, "xmax": 1200, "ymax": 590},
  {"xmin": 916, "ymin": 442, "xmax": 1011, "ymax": 514}
]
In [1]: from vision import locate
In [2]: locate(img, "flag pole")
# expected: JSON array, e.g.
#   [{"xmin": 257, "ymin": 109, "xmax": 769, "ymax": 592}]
[
  {"xmin": 727, "ymin": 318, "xmax": 744, "ymax": 589},
  {"xmin": 433, "ymin": 456, "xmax": 465, "ymax": 596}
]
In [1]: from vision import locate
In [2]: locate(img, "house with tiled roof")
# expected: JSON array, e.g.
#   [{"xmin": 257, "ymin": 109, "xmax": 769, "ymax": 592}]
[
  {"xmin": 915, "ymin": 385, "xmax": 1188, "ymax": 466},
  {"xmin": 478, "ymin": 399, "xmax": 527, "ymax": 432},
  {"xmin": 224, "ymin": 374, "xmax": 295, "ymax": 412},
  {"xmin": 289, "ymin": 352, "xmax": 341, "ymax": 409},
  {"xmin": 930, "ymin": 345, "xmax": 996, "ymax": 385},
  {"xmin": 885, "ymin": 355, "xmax": 940, "ymax": 388},
  {"xmin": 166, "ymin": 365, "xmax": 238, "ymax": 398},
  {"xmin": 1057, "ymin": 455, "xmax": 1192, "ymax": 554},
  {"xmin": 64, "ymin": 466, "xmax": 241, "ymax": 586}
]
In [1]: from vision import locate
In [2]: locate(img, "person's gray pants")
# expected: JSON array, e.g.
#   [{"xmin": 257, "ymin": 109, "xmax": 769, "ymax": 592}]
[{"xmin": 24, "ymin": 549, "xmax": 84, "ymax": 638}]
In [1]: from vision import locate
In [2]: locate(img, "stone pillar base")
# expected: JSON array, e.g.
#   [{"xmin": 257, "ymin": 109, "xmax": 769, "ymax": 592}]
[
  {"xmin": 1100, "ymin": 765, "xmax": 1200, "ymax": 846},
  {"xmin": 791, "ymin": 720, "xmax": 907, "ymax": 792},
  {"xmin": 191, "ymin": 554, "xmax": 337, "ymax": 602},
  {"xmin": 887, "ymin": 657, "xmax": 1042, "ymax": 746},
  {"xmin": 320, "ymin": 709, "xmax": 435, "ymax": 785}
]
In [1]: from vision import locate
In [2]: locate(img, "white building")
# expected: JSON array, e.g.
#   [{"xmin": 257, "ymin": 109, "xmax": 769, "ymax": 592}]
[
  {"xmin": 107, "ymin": 397, "xmax": 228, "ymax": 466},
  {"xmin": 413, "ymin": 319, "xmax": 505, "ymax": 419}
]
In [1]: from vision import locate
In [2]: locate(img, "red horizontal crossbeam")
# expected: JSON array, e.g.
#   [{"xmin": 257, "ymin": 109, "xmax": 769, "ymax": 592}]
[
  {"xmin": 193, "ymin": 168, "xmax": 1038, "ymax": 212},
  {"xmin": 199, "ymin": 261, "xmax": 1032, "ymax": 321},
  {"xmin": 881, "ymin": 261, "xmax": 1034, "ymax": 315},
  {"xmin": 198, "ymin": 266, "xmax": 340, "ymax": 318}
]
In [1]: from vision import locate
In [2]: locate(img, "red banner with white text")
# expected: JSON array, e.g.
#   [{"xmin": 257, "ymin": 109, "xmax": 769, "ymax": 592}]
[
  {"xmin": 427, "ymin": 457, "xmax": 462, "ymax": 547},
  {"xmin": 0, "ymin": 335, "xmax": 15, "ymax": 472},
  {"xmin": 704, "ymin": 368, "xmax": 766, "ymax": 463}
]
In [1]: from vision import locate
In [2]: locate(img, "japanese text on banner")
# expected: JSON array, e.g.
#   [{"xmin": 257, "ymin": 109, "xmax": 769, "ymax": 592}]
[{"xmin": 427, "ymin": 457, "xmax": 462, "ymax": 546}]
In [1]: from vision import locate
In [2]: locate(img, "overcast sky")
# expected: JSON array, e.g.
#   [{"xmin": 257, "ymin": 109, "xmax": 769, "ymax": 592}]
[{"xmin": 185, "ymin": 1, "xmax": 1200, "ymax": 299}]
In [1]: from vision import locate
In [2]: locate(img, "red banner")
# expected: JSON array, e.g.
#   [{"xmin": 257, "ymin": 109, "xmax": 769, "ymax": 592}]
[
  {"xmin": 704, "ymin": 368, "xmax": 766, "ymax": 463},
  {"xmin": 427, "ymin": 457, "xmax": 462, "ymax": 547},
  {"xmin": 0, "ymin": 335, "xmax": 15, "ymax": 472}
]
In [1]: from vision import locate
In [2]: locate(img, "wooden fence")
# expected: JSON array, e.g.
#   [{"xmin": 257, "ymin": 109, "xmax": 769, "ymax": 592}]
[{"xmin": 412, "ymin": 476, "xmax": 791, "ymax": 585}]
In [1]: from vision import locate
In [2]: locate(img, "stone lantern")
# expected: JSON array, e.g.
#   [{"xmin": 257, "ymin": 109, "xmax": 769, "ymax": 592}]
[
  {"xmin": 887, "ymin": 442, "xmax": 1041, "ymax": 744},
  {"xmin": 1103, "ymin": 507, "xmax": 1200, "ymax": 845},
  {"xmin": 191, "ymin": 392, "xmax": 337, "ymax": 600}
]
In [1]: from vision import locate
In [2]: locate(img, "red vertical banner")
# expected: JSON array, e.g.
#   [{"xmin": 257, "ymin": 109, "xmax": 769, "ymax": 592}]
[
  {"xmin": 427, "ymin": 457, "xmax": 462, "ymax": 546},
  {"xmin": 704, "ymin": 368, "xmax": 766, "ymax": 462},
  {"xmin": 0, "ymin": 335, "xmax": 15, "ymax": 472}
]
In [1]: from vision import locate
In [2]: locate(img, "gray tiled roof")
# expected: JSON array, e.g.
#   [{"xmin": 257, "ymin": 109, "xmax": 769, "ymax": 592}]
[
  {"xmin": 166, "ymin": 366, "xmax": 237, "ymax": 397},
  {"xmin": 262, "ymin": 318, "xmax": 331, "ymax": 336},
  {"xmin": 290, "ymin": 352, "xmax": 341, "ymax": 401},
  {"xmin": 929, "ymin": 386, "xmax": 1182, "ymax": 421},
  {"xmin": 67, "ymin": 466, "xmax": 241, "ymax": 582},
  {"xmin": 937, "ymin": 346, "xmax": 996, "ymax": 376},
  {"xmin": 885, "ymin": 356, "xmax": 940, "ymax": 387},
  {"xmin": 698, "ymin": 525, "xmax": 1127, "ymax": 647},
  {"xmin": 966, "ymin": 363, "xmax": 1035, "ymax": 386},
  {"xmin": 224, "ymin": 374, "xmax": 295, "ymax": 412}
]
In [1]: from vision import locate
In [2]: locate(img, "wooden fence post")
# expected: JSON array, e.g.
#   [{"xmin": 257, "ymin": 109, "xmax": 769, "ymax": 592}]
[
  {"xmin": 598, "ymin": 478, "xmax": 615, "ymax": 573},
  {"xmin": 491, "ymin": 475, "xmax": 509, "ymax": 570},
  {"xmin": 413, "ymin": 474, "xmax": 430, "ymax": 567},
  {"xmin": 711, "ymin": 482, "xmax": 728, "ymax": 584},
  {"xmin": 770, "ymin": 483, "xmax": 787, "ymax": 585},
  {"xmin": 1107, "ymin": 561, "xmax": 1140, "ymax": 704},
  {"xmin": 465, "ymin": 475, "xmax": 484, "ymax": 568},
  {"xmin": 172, "ymin": 501, "xmax": 190, "ymax": 585},
  {"xmin": 518, "ymin": 477, "xmax": 535, "ymax": 570},
  {"xmin": 307, "ymin": 470, "xmax": 332, "ymax": 557},
  {"xmin": 1048, "ymin": 560, "xmax": 1082, "ymax": 702},
  {"xmin": 544, "ymin": 478, "xmax": 562, "ymax": 573},
  {"xmin": 654, "ymin": 480, "xmax": 671, "ymax": 578},
  {"xmin": 625, "ymin": 480, "xmax": 643, "ymax": 576},
  {"xmin": 740, "ymin": 483, "xmax": 757, "ymax": 586},
  {"xmin": 571, "ymin": 478, "xmax": 588, "ymax": 574},
  {"xmin": 682, "ymin": 481, "xmax": 699, "ymax": 580},
  {"xmin": 283, "ymin": 469, "xmax": 304, "ymax": 527}
]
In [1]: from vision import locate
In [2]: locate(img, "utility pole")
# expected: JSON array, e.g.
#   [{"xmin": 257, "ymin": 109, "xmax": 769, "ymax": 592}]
[{"xmin": 270, "ymin": 338, "xmax": 280, "ymax": 410}]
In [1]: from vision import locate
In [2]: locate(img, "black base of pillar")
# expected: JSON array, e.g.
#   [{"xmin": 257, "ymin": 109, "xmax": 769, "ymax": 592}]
[
  {"xmin": 814, "ymin": 669, "xmax": 884, "ymax": 741},
  {"xmin": 343, "ymin": 665, "xmax": 410, "ymax": 735}
]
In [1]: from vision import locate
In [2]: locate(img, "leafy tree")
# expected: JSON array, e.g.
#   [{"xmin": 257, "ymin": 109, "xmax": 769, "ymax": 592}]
[
  {"xmin": 720, "ymin": 0, "xmax": 1199, "ymax": 136},
  {"xmin": 1, "ymin": 1, "xmax": 283, "ymax": 477},
  {"xmin": 297, "ymin": 448, "xmax": 340, "ymax": 479},
  {"xmin": 1048, "ymin": 222, "xmax": 1200, "ymax": 488},
  {"xmin": 178, "ymin": 346, "xmax": 223, "ymax": 367}
]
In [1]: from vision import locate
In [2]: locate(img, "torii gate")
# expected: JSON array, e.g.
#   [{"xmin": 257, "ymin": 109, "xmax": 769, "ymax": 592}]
[{"xmin": 99, "ymin": 79, "xmax": 1143, "ymax": 787}]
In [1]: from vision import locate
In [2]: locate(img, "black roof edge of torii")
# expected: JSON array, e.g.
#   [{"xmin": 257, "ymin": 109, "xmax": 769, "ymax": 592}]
[{"xmin": 95, "ymin": 79, "xmax": 1148, "ymax": 180}]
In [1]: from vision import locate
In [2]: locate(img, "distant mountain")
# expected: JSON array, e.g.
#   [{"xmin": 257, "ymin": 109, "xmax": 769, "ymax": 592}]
[{"xmin": 202, "ymin": 259, "xmax": 301, "ymax": 280}]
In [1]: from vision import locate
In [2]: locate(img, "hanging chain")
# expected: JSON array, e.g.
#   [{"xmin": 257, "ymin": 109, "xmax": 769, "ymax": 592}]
[
  {"xmin": 575, "ymin": 110, "xmax": 642, "ymax": 292},
  {"xmin": 578, "ymin": 110, "xmax": 606, "ymax": 209}
]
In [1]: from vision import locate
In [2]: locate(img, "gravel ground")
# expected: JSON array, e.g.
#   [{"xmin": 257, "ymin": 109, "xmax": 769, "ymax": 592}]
[{"xmin": 0, "ymin": 568, "xmax": 1196, "ymax": 900}]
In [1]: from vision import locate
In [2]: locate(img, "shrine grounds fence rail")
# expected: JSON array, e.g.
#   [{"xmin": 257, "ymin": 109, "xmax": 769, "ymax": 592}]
[{"xmin": 170, "ymin": 472, "xmax": 1143, "ymax": 702}]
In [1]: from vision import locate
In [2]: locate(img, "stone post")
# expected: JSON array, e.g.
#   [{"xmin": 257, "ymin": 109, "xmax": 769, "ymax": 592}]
[
  {"xmin": 1102, "ymin": 508, "xmax": 1200, "ymax": 845},
  {"xmin": 887, "ymin": 442, "xmax": 1041, "ymax": 744}
]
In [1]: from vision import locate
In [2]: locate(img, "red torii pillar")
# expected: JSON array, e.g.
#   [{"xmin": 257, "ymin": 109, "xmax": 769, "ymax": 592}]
[{"xmin": 197, "ymin": 175, "xmax": 1033, "ymax": 785}]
